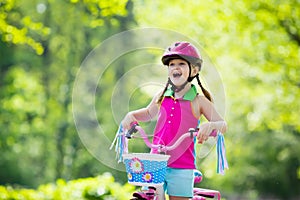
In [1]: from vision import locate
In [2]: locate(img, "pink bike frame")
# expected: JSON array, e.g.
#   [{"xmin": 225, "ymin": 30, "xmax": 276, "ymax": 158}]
[{"xmin": 127, "ymin": 124, "xmax": 217, "ymax": 153}]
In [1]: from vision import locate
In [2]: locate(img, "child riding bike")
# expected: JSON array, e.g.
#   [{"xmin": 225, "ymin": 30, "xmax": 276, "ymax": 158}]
[
  {"xmin": 120, "ymin": 124, "xmax": 223, "ymax": 200},
  {"xmin": 121, "ymin": 41, "xmax": 227, "ymax": 200}
]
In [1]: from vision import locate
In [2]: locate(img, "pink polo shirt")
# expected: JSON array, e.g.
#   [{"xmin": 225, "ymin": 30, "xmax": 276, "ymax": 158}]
[{"xmin": 152, "ymin": 85, "xmax": 199, "ymax": 169}]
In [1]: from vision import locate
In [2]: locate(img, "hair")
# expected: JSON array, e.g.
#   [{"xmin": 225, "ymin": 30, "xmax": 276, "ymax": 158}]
[
  {"xmin": 157, "ymin": 77, "xmax": 213, "ymax": 105},
  {"xmin": 196, "ymin": 75, "xmax": 213, "ymax": 102},
  {"xmin": 157, "ymin": 81, "xmax": 169, "ymax": 104}
]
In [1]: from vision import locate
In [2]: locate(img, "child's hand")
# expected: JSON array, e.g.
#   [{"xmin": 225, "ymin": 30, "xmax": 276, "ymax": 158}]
[
  {"xmin": 197, "ymin": 122, "xmax": 214, "ymax": 144},
  {"xmin": 121, "ymin": 112, "xmax": 137, "ymax": 130}
]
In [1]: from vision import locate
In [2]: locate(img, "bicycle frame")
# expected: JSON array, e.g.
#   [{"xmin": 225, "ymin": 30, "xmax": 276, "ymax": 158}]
[
  {"xmin": 122, "ymin": 123, "xmax": 222, "ymax": 200},
  {"xmin": 126, "ymin": 123, "xmax": 206, "ymax": 153}
]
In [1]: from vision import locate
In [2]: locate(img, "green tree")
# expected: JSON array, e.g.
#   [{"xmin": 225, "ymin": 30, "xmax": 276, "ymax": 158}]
[
  {"xmin": 132, "ymin": 0, "xmax": 300, "ymax": 198},
  {"xmin": 0, "ymin": 0, "xmax": 135, "ymax": 187}
]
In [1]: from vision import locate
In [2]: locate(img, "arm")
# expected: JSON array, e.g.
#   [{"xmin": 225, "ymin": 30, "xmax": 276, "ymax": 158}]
[
  {"xmin": 121, "ymin": 91, "xmax": 161, "ymax": 130},
  {"xmin": 196, "ymin": 96, "xmax": 227, "ymax": 144}
]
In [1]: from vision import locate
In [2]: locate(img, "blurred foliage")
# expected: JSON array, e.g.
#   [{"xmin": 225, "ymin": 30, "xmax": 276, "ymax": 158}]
[
  {"xmin": 0, "ymin": 0, "xmax": 49, "ymax": 55},
  {"xmin": 132, "ymin": 0, "xmax": 300, "ymax": 199},
  {"xmin": 0, "ymin": 0, "xmax": 299, "ymax": 199},
  {"xmin": 0, "ymin": 0, "xmax": 134, "ymax": 187},
  {"xmin": 0, "ymin": 173, "xmax": 135, "ymax": 200}
]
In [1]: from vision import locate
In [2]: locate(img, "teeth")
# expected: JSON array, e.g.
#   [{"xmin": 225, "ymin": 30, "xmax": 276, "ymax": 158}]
[{"xmin": 173, "ymin": 72, "xmax": 182, "ymax": 77}]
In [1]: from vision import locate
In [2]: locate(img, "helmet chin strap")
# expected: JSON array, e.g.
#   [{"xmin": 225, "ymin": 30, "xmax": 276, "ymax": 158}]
[
  {"xmin": 168, "ymin": 73, "xmax": 199, "ymax": 93},
  {"xmin": 188, "ymin": 74, "xmax": 199, "ymax": 82},
  {"xmin": 168, "ymin": 78, "xmax": 188, "ymax": 93}
]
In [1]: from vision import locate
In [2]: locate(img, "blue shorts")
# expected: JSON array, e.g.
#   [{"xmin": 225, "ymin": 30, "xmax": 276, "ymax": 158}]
[{"xmin": 164, "ymin": 168, "xmax": 194, "ymax": 198}]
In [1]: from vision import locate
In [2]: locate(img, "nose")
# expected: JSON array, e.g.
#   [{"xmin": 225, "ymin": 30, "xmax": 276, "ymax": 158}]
[{"xmin": 171, "ymin": 64, "xmax": 180, "ymax": 69}]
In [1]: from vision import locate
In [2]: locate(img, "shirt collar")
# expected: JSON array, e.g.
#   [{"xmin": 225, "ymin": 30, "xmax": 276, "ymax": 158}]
[{"xmin": 164, "ymin": 84, "xmax": 198, "ymax": 101}]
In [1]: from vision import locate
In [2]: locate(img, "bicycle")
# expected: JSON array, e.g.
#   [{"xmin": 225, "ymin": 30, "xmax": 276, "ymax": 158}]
[{"xmin": 110, "ymin": 122, "xmax": 228, "ymax": 200}]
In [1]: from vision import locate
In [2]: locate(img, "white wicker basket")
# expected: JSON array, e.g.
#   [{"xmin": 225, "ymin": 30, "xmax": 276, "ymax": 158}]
[{"xmin": 123, "ymin": 153, "xmax": 170, "ymax": 186}]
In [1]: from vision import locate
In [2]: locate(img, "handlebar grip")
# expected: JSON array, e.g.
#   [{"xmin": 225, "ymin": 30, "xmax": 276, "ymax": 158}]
[{"xmin": 125, "ymin": 122, "xmax": 139, "ymax": 139}]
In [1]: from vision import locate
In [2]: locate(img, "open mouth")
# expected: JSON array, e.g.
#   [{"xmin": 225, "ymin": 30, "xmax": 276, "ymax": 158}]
[{"xmin": 173, "ymin": 72, "xmax": 182, "ymax": 78}]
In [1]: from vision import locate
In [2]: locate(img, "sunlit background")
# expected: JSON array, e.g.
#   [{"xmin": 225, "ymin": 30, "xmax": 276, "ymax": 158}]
[{"xmin": 0, "ymin": 0, "xmax": 299, "ymax": 199}]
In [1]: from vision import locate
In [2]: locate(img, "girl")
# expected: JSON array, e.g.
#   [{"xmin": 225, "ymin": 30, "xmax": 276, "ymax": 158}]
[{"xmin": 121, "ymin": 41, "xmax": 227, "ymax": 200}]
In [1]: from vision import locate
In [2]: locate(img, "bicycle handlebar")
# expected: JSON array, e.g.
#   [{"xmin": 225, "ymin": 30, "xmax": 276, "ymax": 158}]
[{"xmin": 125, "ymin": 122, "xmax": 217, "ymax": 153}]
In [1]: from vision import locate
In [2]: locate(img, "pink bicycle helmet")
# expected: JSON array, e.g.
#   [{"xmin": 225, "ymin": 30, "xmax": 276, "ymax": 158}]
[{"xmin": 161, "ymin": 41, "xmax": 203, "ymax": 69}]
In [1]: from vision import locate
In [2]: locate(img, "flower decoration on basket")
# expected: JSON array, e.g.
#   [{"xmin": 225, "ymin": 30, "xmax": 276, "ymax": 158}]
[
  {"xmin": 130, "ymin": 157, "xmax": 144, "ymax": 173},
  {"xmin": 127, "ymin": 172, "xmax": 133, "ymax": 181},
  {"xmin": 142, "ymin": 172, "xmax": 153, "ymax": 182}
]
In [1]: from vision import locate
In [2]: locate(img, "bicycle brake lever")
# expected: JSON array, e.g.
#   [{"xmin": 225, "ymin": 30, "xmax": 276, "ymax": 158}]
[
  {"xmin": 188, "ymin": 128, "xmax": 199, "ymax": 138},
  {"xmin": 125, "ymin": 122, "xmax": 139, "ymax": 139}
]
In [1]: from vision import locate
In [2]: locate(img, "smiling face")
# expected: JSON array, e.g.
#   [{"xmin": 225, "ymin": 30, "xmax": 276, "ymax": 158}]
[
  {"xmin": 168, "ymin": 59, "xmax": 190, "ymax": 86},
  {"xmin": 168, "ymin": 58, "xmax": 198, "ymax": 87}
]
